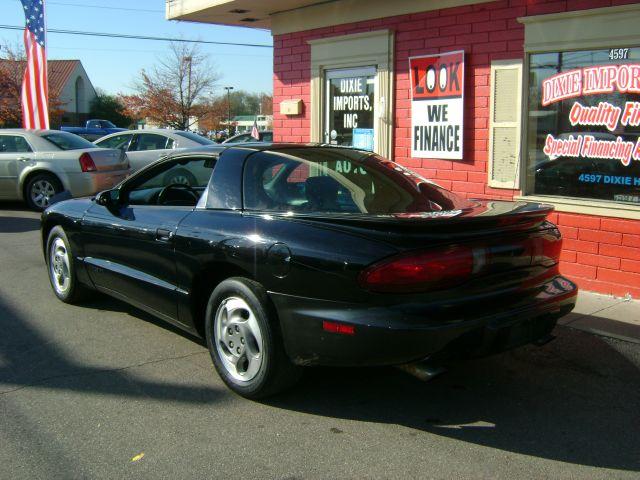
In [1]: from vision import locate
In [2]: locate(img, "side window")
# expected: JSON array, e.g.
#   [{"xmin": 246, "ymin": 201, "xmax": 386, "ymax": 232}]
[
  {"xmin": 233, "ymin": 134, "xmax": 251, "ymax": 143},
  {"xmin": 0, "ymin": 135, "xmax": 32, "ymax": 153},
  {"xmin": 166, "ymin": 138, "xmax": 175, "ymax": 149},
  {"xmin": 132, "ymin": 134, "xmax": 170, "ymax": 151},
  {"xmin": 244, "ymin": 154, "xmax": 335, "ymax": 212},
  {"xmin": 96, "ymin": 134, "xmax": 133, "ymax": 150},
  {"xmin": 261, "ymin": 132, "xmax": 273, "ymax": 142},
  {"xmin": 87, "ymin": 120, "xmax": 100, "ymax": 129},
  {"xmin": 126, "ymin": 156, "xmax": 217, "ymax": 206}
]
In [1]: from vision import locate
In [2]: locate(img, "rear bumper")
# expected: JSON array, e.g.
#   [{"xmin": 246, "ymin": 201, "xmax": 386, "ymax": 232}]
[
  {"xmin": 63, "ymin": 169, "xmax": 129, "ymax": 197},
  {"xmin": 271, "ymin": 276, "xmax": 577, "ymax": 367}
]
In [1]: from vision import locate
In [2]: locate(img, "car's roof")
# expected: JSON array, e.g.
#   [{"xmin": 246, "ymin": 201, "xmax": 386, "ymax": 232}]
[
  {"xmin": 166, "ymin": 143, "xmax": 367, "ymax": 158},
  {"xmin": 0, "ymin": 129, "xmax": 61, "ymax": 135},
  {"xmin": 101, "ymin": 128, "xmax": 193, "ymax": 136}
]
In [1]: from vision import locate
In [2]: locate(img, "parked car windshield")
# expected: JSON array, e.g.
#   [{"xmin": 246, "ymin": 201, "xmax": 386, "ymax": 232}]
[
  {"xmin": 243, "ymin": 147, "xmax": 474, "ymax": 214},
  {"xmin": 174, "ymin": 131, "xmax": 214, "ymax": 145},
  {"xmin": 88, "ymin": 120, "xmax": 116, "ymax": 129},
  {"xmin": 40, "ymin": 132, "xmax": 97, "ymax": 150}
]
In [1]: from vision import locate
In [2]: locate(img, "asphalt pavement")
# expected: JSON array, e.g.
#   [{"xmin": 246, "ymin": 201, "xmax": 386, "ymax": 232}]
[{"xmin": 1, "ymin": 203, "xmax": 639, "ymax": 479}]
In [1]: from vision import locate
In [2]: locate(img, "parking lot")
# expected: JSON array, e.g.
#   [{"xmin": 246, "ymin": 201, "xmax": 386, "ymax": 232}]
[{"xmin": 1, "ymin": 204, "xmax": 639, "ymax": 479}]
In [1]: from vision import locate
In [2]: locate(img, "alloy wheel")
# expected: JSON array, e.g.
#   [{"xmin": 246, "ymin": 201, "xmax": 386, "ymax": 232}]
[
  {"xmin": 30, "ymin": 179, "xmax": 56, "ymax": 209},
  {"xmin": 214, "ymin": 296, "xmax": 264, "ymax": 382},
  {"xmin": 49, "ymin": 237, "xmax": 71, "ymax": 295},
  {"xmin": 170, "ymin": 175, "xmax": 190, "ymax": 185}
]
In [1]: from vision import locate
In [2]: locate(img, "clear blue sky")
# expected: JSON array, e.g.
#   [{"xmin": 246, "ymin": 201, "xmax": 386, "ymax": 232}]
[{"xmin": 1, "ymin": 0, "xmax": 274, "ymax": 96}]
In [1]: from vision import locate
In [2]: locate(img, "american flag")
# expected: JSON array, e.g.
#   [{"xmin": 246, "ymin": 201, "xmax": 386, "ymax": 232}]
[
  {"xmin": 251, "ymin": 118, "xmax": 260, "ymax": 140},
  {"xmin": 20, "ymin": 0, "xmax": 49, "ymax": 130}
]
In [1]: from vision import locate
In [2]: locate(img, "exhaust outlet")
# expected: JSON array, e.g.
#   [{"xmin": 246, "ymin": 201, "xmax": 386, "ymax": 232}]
[
  {"xmin": 533, "ymin": 334, "xmax": 556, "ymax": 347},
  {"xmin": 397, "ymin": 362, "xmax": 446, "ymax": 382}
]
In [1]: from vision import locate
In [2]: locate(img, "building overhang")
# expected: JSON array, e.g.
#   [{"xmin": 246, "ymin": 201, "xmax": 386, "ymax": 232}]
[
  {"xmin": 165, "ymin": 0, "xmax": 321, "ymax": 31},
  {"xmin": 166, "ymin": 0, "xmax": 481, "ymax": 35}
]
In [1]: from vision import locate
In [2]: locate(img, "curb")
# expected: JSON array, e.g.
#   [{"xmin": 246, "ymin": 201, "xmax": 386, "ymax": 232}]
[{"xmin": 558, "ymin": 320, "xmax": 640, "ymax": 345}]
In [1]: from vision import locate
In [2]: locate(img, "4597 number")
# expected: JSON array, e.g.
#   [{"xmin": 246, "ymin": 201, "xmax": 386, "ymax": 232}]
[
  {"xmin": 578, "ymin": 173, "xmax": 602, "ymax": 183},
  {"xmin": 609, "ymin": 48, "xmax": 630, "ymax": 60}
]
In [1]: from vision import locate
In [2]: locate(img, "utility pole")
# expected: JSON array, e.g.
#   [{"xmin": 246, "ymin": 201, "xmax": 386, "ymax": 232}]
[
  {"xmin": 183, "ymin": 56, "xmax": 192, "ymax": 130},
  {"xmin": 224, "ymin": 86, "xmax": 234, "ymax": 136}
]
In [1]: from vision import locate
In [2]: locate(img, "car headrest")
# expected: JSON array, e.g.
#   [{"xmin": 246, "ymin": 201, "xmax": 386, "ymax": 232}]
[{"xmin": 305, "ymin": 176, "xmax": 340, "ymax": 208}]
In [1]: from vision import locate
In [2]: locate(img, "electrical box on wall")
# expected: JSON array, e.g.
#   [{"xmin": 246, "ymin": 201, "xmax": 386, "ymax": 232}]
[{"xmin": 280, "ymin": 99, "xmax": 302, "ymax": 115}]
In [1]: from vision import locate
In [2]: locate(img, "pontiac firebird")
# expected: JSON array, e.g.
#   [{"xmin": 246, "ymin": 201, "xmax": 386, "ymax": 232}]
[{"xmin": 41, "ymin": 144, "xmax": 577, "ymax": 398}]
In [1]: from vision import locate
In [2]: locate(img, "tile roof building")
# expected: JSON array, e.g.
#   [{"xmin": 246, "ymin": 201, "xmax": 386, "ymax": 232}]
[{"xmin": 0, "ymin": 59, "xmax": 96, "ymax": 126}]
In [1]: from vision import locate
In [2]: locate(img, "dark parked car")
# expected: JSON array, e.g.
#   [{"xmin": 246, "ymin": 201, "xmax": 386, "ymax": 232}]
[
  {"xmin": 41, "ymin": 144, "xmax": 577, "ymax": 398},
  {"xmin": 223, "ymin": 130, "xmax": 273, "ymax": 144}
]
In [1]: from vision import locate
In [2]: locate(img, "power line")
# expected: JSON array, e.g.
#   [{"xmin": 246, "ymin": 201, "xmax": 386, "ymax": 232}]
[
  {"xmin": 50, "ymin": 45, "xmax": 271, "ymax": 57},
  {"xmin": 0, "ymin": 25, "xmax": 273, "ymax": 48},
  {"xmin": 48, "ymin": 1, "xmax": 164, "ymax": 14}
]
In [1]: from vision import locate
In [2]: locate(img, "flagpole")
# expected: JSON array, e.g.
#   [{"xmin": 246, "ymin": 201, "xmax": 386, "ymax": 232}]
[{"xmin": 43, "ymin": 0, "xmax": 49, "ymax": 127}]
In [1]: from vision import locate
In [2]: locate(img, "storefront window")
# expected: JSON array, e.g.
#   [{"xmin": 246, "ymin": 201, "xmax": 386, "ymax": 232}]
[
  {"xmin": 526, "ymin": 47, "xmax": 640, "ymax": 205},
  {"xmin": 324, "ymin": 67, "xmax": 375, "ymax": 150}
]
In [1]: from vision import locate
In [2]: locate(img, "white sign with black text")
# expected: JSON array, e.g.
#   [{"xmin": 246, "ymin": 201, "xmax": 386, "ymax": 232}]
[{"xmin": 410, "ymin": 51, "xmax": 465, "ymax": 160}]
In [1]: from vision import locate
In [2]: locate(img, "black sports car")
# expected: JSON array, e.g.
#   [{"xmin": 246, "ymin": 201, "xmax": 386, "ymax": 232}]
[{"xmin": 41, "ymin": 144, "xmax": 577, "ymax": 398}]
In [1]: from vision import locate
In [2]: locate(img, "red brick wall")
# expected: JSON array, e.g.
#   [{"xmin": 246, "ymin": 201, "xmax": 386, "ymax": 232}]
[
  {"xmin": 273, "ymin": 0, "xmax": 640, "ymax": 297},
  {"xmin": 548, "ymin": 212, "xmax": 640, "ymax": 298}
]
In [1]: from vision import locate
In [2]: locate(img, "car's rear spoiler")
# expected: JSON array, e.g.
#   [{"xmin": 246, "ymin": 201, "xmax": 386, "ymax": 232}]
[{"xmin": 254, "ymin": 201, "xmax": 555, "ymax": 236}]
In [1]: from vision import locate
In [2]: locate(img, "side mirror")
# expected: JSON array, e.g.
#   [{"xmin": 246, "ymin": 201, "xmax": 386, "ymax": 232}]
[{"xmin": 96, "ymin": 189, "xmax": 120, "ymax": 208}]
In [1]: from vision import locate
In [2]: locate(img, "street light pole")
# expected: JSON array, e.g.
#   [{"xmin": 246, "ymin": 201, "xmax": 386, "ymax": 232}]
[
  {"xmin": 183, "ymin": 56, "xmax": 192, "ymax": 130},
  {"xmin": 224, "ymin": 86, "xmax": 234, "ymax": 136}
]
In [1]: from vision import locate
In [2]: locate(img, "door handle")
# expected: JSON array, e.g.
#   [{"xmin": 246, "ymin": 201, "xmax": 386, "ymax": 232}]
[
  {"xmin": 17, "ymin": 157, "xmax": 30, "ymax": 162},
  {"xmin": 155, "ymin": 228, "xmax": 174, "ymax": 242}
]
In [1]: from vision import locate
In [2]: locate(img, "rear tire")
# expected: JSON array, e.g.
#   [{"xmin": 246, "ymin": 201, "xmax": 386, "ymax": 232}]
[
  {"xmin": 25, "ymin": 173, "xmax": 62, "ymax": 211},
  {"xmin": 205, "ymin": 277, "xmax": 302, "ymax": 399},
  {"xmin": 46, "ymin": 226, "xmax": 90, "ymax": 304}
]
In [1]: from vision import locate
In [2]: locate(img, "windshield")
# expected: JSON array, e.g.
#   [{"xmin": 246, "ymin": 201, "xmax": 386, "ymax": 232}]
[
  {"xmin": 174, "ymin": 131, "xmax": 214, "ymax": 145},
  {"xmin": 41, "ymin": 132, "xmax": 97, "ymax": 150},
  {"xmin": 243, "ymin": 147, "xmax": 474, "ymax": 214}
]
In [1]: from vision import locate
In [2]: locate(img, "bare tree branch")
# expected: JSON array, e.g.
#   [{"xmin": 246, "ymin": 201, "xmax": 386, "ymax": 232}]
[{"xmin": 125, "ymin": 42, "xmax": 220, "ymax": 130}]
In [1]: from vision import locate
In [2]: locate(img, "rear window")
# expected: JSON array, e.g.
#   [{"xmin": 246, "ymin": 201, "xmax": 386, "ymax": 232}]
[
  {"xmin": 174, "ymin": 131, "xmax": 214, "ymax": 145},
  {"xmin": 41, "ymin": 132, "xmax": 96, "ymax": 150},
  {"xmin": 243, "ymin": 148, "xmax": 473, "ymax": 214}
]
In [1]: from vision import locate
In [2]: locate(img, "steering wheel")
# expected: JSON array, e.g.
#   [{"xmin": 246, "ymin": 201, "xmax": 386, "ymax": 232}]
[{"xmin": 157, "ymin": 183, "xmax": 199, "ymax": 206}]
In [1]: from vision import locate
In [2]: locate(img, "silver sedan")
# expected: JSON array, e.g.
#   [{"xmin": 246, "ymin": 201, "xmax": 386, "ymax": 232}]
[
  {"xmin": 0, "ymin": 129, "xmax": 130, "ymax": 210},
  {"xmin": 95, "ymin": 129, "xmax": 215, "ymax": 173}
]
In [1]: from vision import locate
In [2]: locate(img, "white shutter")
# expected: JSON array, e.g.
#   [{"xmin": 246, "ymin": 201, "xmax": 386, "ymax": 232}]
[{"xmin": 488, "ymin": 60, "xmax": 523, "ymax": 189}]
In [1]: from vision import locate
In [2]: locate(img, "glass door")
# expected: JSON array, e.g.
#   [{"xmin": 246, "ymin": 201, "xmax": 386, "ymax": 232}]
[{"xmin": 324, "ymin": 66, "xmax": 376, "ymax": 150}]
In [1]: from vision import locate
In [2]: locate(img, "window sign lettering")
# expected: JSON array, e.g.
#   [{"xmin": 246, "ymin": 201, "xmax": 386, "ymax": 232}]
[
  {"xmin": 527, "ymin": 48, "xmax": 640, "ymax": 204},
  {"xmin": 609, "ymin": 48, "xmax": 630, "ymax": 61},
  {"xmin": 410, "ymin": 51, "xmax": 465, "ymax": 160},
  {"xmin": 324, "ymin": 67, "xmax": 375, "ymax": 148}
]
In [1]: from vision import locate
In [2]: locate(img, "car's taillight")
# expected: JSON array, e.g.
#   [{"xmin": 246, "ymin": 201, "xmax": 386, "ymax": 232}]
[
  {"xmin": 79, "ymin": 152, "xmax": 97, "ymax": 172},
  {"xmin": 359, "ymin": 246, "xmax": 474, "ymax": 293}
]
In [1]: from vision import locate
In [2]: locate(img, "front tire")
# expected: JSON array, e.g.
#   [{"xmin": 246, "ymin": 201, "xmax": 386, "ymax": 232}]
[
  {"xmin": 26, "ymin": 173, "xmax": 62, "ymax": 211},
  {"xmin": 205, "ymin": 277, "xmax": 301, "ymax": 399},
  {"xmin": 46, "ymin": 226, "xmax": 90, "ymax": 304}
]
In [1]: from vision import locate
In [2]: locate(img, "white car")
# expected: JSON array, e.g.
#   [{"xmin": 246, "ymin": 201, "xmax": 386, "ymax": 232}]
[
  {"xmin": 95, "ymin": 129, "xmax": 215, "ymax": 173},
  {"xmin": 0, "ymin": 129, "xmax": 130, "ymax": 210}
]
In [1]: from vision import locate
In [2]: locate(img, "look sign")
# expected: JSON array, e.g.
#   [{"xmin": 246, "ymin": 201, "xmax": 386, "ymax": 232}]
[{"xmin": 410, "ymin": 51, "xmax": 465, "ymax": 160}]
